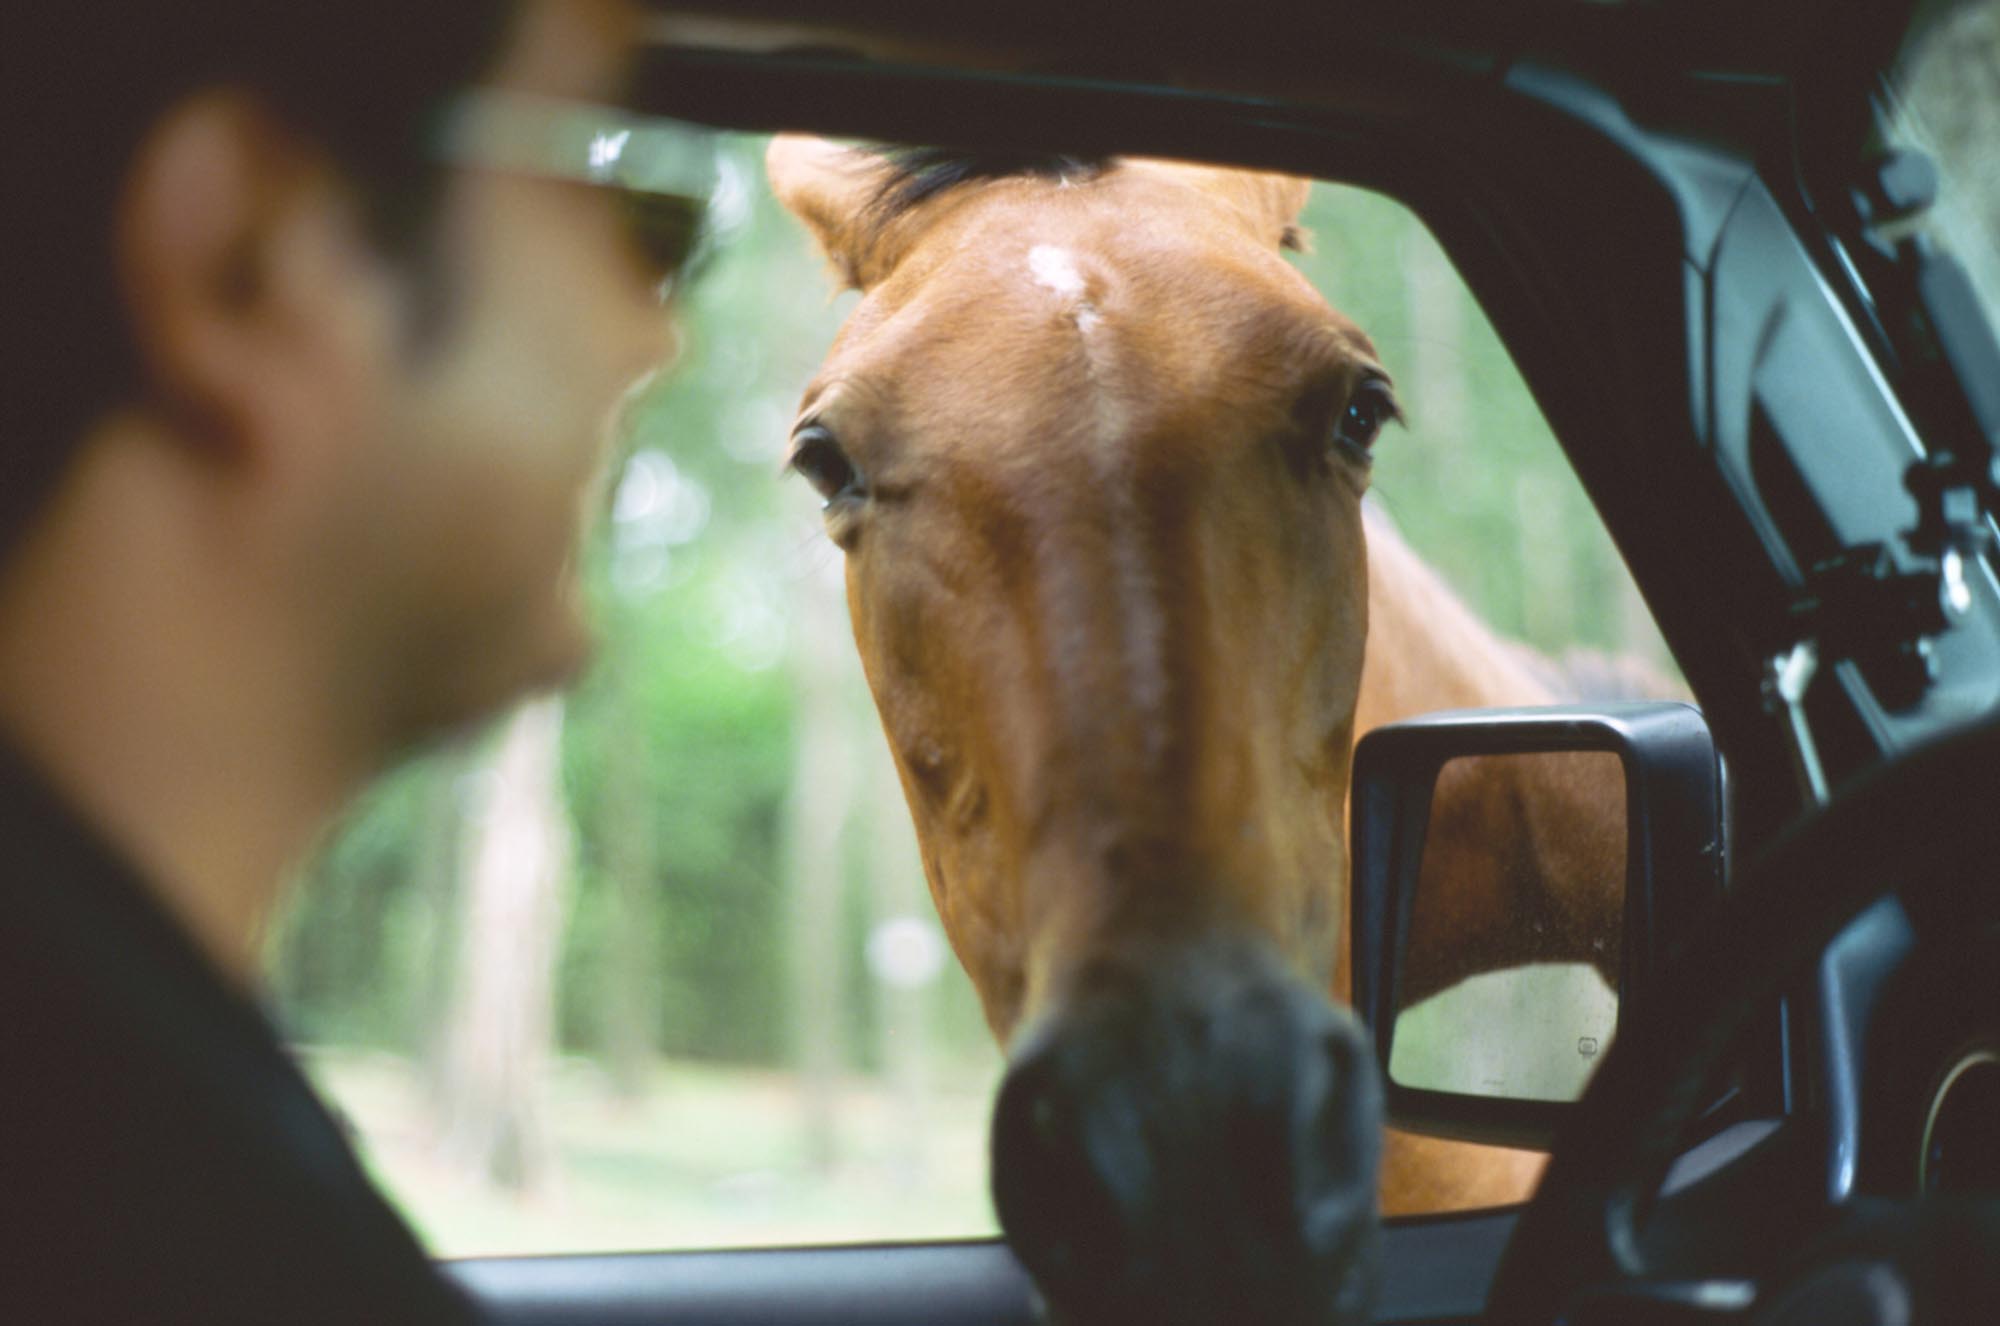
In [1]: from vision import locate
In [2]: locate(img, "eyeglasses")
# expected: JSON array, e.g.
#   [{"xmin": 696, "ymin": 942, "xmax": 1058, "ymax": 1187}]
[{"xmin": 433, "ymin": 90, "xmax": 719, "ymax": 300}]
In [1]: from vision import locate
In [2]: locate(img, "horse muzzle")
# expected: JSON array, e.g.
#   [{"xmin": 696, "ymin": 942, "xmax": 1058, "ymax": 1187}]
[{"xmin": 990, "ymin": 932, "xmax": 1383, "ymax": 1326}]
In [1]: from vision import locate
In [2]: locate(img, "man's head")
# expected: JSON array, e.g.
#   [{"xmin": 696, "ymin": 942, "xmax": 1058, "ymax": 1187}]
[
  {"xmin": 8, "ymin": 0, "xmax": 691, "ymax": 752},
  {"xmin": 12, "ymin": 1, "xmax": 509, "ymax": 546}
]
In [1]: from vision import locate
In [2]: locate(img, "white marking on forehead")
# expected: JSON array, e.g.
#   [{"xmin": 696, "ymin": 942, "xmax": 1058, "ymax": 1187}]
[
  {"xmin": 1022, "ymin": 279, "xmax": 1169, "ymax": 776},
  {"xmin": 1027, "ymin": 244, "xmax": 1103, "ymax": 333},
  {"xmin": 1029, "ymin": 244, "xmax": 1086, "ymax": 297}
]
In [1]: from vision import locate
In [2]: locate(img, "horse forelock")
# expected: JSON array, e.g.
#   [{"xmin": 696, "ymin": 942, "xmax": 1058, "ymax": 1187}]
[{"xmin": 867, "ymin": 147, "xmax": 1112, "ymax": 222}]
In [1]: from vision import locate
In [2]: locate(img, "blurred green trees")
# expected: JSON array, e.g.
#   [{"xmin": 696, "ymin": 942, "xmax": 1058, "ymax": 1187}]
[{"xmin": 269, "ymin": 137, "xmax": 1673, "ymax": 1186}]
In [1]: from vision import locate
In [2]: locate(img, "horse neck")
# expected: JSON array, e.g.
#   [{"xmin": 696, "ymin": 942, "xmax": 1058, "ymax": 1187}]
[
  {"xmin": 1353, "ymin": 509, "xmax": 1556, "ymax": 733},
  {"xmin": 1334, "ymin": 511, "xmax": 1623, "ymax": 1004}
]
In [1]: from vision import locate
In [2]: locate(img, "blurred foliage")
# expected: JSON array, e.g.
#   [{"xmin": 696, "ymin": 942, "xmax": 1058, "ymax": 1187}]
[
  {"xmin": 272, "ymin": 752, "xmax": 458, "ymax": 1046},
  {"xmin": 270, "ymin": 134, "xmax": 1671, "ymax": 1081},
  {"xmin": 1290, "ymin": 184, "xmax": 1666, "ymax": 663}
]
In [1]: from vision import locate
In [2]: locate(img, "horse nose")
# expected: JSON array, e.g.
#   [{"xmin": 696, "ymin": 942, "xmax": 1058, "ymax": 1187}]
[{"xmin": 989, "ymin": 940, "xmax": 1383, "ymax": 1325}]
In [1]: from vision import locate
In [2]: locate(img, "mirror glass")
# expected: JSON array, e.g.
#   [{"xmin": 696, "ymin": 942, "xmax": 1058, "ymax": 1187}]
[{"xmin": 1387, "ymin": 751, "xmax": 1624, "ymax": 1103}]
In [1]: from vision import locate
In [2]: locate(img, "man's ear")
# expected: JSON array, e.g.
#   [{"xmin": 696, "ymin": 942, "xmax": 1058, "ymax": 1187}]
[
  {"xmin": 765, "ymin": 135, "xmax": 907, "ymax": 291},
  {"xmin": 115, "ymin": 92, "xmax": 393, "ymax": 467}
]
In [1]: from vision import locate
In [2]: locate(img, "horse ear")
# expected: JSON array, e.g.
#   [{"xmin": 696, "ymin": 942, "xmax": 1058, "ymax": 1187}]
[
  {"xmin": 1130, "ymin": 161, "xmax": 1313, "ymax": 253},
  {"xmin": 1231, "ymin": 171, "xmax": 1314, "ymax": 252},
  {"xmin": 767, "ymin": 134, "xmax": 900, "ymax": 290}
]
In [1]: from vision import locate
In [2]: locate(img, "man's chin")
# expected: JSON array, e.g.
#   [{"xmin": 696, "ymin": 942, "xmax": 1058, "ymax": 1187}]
[
  {"xmin": 540, "ymin": 622, "xmax": 599, "ymax": 695},
  {"xmin": 388, "ymin": 609, "xmax": 599, "ymax": 761},
  {"xmin": 509, "ymin": 609, "xmax": 599, "ymax": 706}
]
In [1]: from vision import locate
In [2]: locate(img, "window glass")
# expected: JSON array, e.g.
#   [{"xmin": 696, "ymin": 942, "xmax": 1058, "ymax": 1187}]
[
  {"xmin": 269, "ymin": 136, "xmax": 1677, "ymax": 1256},
  {"xmin": 1888, "ymin": 0, "xmax": 2000, "ymax": 328},
  {"xmin": 1287, "ymin": 184, "xmax": 1675, "ymax": 670}
]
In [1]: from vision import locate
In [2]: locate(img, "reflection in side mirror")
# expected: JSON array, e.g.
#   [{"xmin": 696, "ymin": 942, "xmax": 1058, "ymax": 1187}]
[
  {"xmin": 1387, "ymin": 752, "xmax": 1624, "ymax": 1104},
  {"xmin": 1350, "ymin": 704, "xmax": 1724, "ymax": 1150}
]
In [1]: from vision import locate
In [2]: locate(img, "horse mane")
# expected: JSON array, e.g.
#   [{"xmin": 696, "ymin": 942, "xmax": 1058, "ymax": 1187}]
[
  {"xmin": 867, "ymin": 146, "xmax": 1112, "ymax": 220},
  {"xmin": 1523, "ymin": 646, "xmax": 1688, "ymax": 704},
  {"xmin": 847, "ymin": 148, "xmax": 1305, "ymax": 284},
  {"xmin": 1361, "ymin": 502, "xmax": 1685, "ymax": 714}
]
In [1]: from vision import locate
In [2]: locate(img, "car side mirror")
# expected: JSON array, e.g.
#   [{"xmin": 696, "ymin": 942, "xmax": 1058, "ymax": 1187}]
[{"xmin": 1350, "ymin": 703, "xmax": 1725, "ymax": 1150}]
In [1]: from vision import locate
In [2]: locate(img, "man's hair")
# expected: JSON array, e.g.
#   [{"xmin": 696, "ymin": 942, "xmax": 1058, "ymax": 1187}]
[{"xmin": 7, "ymin": 3, "xmax": 514, "ymax": 552}]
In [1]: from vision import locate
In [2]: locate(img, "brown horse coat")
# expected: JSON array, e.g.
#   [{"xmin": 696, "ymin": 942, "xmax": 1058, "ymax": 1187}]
[{"xmin": 769, "ymin": 137, "xmax": 1651, "ymax": 1220}]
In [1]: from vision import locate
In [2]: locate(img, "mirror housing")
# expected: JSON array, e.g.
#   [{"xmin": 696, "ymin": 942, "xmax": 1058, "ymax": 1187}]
[{"xmin": 1350, "ymin": 702, "xmax": 1725, "ymax": 1150}]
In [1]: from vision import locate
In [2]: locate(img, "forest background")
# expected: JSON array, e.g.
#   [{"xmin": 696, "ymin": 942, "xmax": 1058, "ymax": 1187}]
[{"xmin": 273, "ymin": 134, "xmax": 1675, "ymax": 1256}]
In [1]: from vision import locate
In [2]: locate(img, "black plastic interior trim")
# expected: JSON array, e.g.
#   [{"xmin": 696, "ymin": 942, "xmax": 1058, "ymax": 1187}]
[
  {"xmin": 647, "ymin": 0, "xmax": 1920, "ymax": 97},
  {"xmin": 1814, "ymin": 895, "xmax": 1917, "ymax": 1202},
  {"xmin": 449, "ymin": 1211, "xmax": 1520, "ymax": 1326},
  {"xmin": 451, "ymin": 1240, "xmax": 1036, "ymax": 1326}
]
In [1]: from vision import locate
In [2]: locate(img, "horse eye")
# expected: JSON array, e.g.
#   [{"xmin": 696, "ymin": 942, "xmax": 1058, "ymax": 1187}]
[
  {"xmin": 787, "ymin": 426, "xmax": 862, "ymax": 505},
  {"xmin": 1334, "ymin": 381, "xmax": 1399, "ymax": 455}
]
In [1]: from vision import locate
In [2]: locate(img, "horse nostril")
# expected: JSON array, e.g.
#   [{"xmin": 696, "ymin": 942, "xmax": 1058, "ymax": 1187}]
[
  {"xmin": 1293, "ymin": 1020, "xmax": 1385, "ymax": 1261},
  {"xmin": 1030, "ymin": 1088, "xmax": 1062, "ymax": 1147},
  {"xmin": 989, "ymin": 968, "xmax": 1384, "ymax": 1325},
  {"xmin": 990, "ymin": 1051, "xmax": 1132, "ymax": 1294}
]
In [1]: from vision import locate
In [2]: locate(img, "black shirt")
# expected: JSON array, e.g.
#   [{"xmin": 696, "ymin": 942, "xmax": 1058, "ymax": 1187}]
[{"xmin": 0, "ymin": 743, "xmax": 481, "ymax": 1323}]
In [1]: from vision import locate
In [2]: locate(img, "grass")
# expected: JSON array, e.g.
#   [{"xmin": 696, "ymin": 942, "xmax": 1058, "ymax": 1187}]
[{"xmin": 299, "ymin": 1046, "xmax": 1004, "ymax": 1258}]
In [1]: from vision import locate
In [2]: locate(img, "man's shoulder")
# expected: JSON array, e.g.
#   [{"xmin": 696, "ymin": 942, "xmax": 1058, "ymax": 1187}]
[{"xmin": 0, "ymin": 751, "xmax": 480, "ymax": 1323}]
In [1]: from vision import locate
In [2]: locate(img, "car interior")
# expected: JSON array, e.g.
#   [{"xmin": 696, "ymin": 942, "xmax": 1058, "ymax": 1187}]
[{"xmin": 418, "ymin": 2, "xmax": 2000, "ymax": 1322}]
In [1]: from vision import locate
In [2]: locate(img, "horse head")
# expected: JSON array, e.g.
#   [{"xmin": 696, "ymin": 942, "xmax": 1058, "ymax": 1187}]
[{"xmin": 772, "ymin": 138, "xmax": 1391, "ymax": 1324}]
